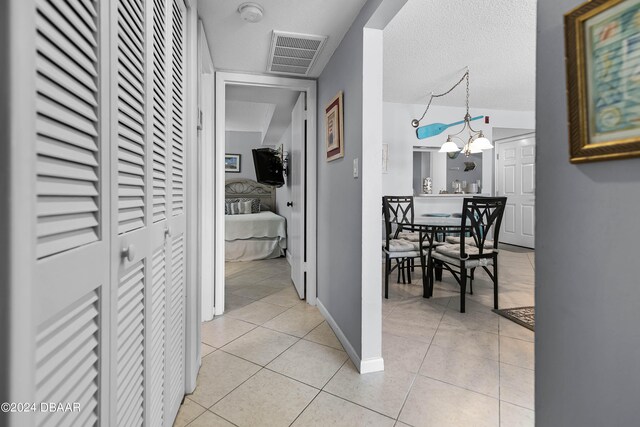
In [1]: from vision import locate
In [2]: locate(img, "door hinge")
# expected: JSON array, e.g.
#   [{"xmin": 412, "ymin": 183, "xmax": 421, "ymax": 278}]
[
  {"xmin": 197, "ymin": 108, "xmax": 203, "ymax": 131},
  {"xmin": 496, "ymin": 153, "xmax": 499, "ymax": 160}
]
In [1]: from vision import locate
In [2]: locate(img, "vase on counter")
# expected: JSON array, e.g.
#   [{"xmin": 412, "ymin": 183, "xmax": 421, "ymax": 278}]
[{"xmin": 422, "ymin": 177, "xmax": 432, "ymax": 194}]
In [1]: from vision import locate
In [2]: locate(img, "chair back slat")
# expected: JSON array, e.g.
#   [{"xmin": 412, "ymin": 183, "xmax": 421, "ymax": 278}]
[
  {"xmin": 460, "ymin": 197, "xmax": 507, "ymax": 257},
  {"xmin": 382, "ymin": 196, "xmax": 414, "ymax": 246}
]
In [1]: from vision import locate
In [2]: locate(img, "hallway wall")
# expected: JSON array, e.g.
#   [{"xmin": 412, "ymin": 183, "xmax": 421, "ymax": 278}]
[
  {"xmin": 225, "ymin": 131, "xmax": 262, "ymax": 181},
  {"xmin": 536, "ymin": 0, "xmax": 640, "ymax": 425},
  {"xmin": 316, "ymin": 0, "xmax": 371, "ymax": 358}
]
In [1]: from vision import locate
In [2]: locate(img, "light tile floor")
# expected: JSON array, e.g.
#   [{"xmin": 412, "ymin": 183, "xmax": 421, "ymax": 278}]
[{"xmin": 176, "ymin": 247, "xmax": 535, "ymax": 426}]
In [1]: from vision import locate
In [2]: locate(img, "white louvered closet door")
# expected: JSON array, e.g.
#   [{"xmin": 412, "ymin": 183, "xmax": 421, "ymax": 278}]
[
  {"xmin": 33, "ymin": 0, "xmax": 110, "ymax": 426},
  {"xmin": 165, "ymin": 0, "xmax": 188, "ymax": 424},
  {"xmin": 109, "ymin": 0, "xmax": 150, "ymax": 425}
]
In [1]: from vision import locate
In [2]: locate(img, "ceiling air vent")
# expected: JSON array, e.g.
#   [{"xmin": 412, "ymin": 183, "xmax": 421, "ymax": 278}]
[{"xmin": 267, "ymin": 31, "xmax": 328, "ymax": 76}]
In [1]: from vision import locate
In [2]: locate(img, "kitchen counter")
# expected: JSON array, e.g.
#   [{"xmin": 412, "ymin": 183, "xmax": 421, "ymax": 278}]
[{"xmin": 415, "ymin": 193, "xmax": 490, "ymax": 198}]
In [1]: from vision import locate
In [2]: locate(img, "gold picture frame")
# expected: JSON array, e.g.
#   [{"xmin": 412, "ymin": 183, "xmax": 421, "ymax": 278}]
[
  {"xmin": 325, "ymin": 91, "xmax": 344, "ymax": 162},
  {"xmin": 565, "ymin": 0, "xmax": 640, "ymax": 163}
]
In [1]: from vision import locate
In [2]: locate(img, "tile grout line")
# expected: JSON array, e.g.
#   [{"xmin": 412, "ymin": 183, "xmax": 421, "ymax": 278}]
[
  {"xmin": 317, "ymin": 355, "xmax": 400, "ymax": 422},
  {"xmin": 392, "ymin": 305, "xmax": 447, "ymax": 423}
]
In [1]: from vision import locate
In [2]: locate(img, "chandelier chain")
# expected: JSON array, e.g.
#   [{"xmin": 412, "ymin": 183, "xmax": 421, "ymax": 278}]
[{"xmin": 414, "ymin": 69, "xmax": 470, "ymax": 124}]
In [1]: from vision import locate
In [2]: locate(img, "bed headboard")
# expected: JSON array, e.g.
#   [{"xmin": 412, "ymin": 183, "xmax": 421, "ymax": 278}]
[{"xmin": 225, "ymin": 179, "xmax": 276, "ymax": 212}]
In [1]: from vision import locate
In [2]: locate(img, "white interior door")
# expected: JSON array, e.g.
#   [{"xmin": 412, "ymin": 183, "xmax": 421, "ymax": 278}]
[
  {"xmin": 110, "ymin": 0, "xmax": 151, "ymax": 425},
  {"xmin": 289, "ymin": 92, "xmax": 306, "ymax": 298},
  {"xmin": 496, "ymin": 135, "xmax": 536, "ymax": 248},
  {"xmin": 165, "ymin": 0, "xmax": 188, "ymax": 423},
  {"xmin": 33, "ymin": 0, "xmax": 110, "ymax": 425}
]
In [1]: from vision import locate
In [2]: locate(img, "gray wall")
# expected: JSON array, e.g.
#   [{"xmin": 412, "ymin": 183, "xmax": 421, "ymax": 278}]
[
  {"xmin": 317, "ymin": 0, "xmax": 384, "ymax": 357},
  {"xmin": 225, "ymin": 131, "xmax": 262, "ymax": 180},
  {"xmin": 537, "ymin": 0, "xmax": 640, "ymax": 425}
]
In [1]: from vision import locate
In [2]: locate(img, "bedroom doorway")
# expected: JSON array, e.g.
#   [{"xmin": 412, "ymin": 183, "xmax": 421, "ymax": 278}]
[{"xmin": 201, "ymin": 72, "xmax": 317, "ymax": 320}]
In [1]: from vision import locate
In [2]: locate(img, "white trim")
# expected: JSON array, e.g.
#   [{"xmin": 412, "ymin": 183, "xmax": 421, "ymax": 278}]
[
  {"xmin": 213, "ymin": 72, "xmax": 318, "ymax": 315},
  {"xmin": 285, "ymin": 249, "xmax": 293, "ymax": 267},
  {"xmin": 360, "ymin": 357, "xmax": 386, "ymax": 374},
  {"xmin": 200, "ymin": 73, "xmax": 215, "ymax": 322},
  {"xmin": 359, "ymin": 27, "xmax": 384, "ymax": 371},
  {"xmin": 317, "ymin": 299, "xmax": 385, "ymax": 374},
  {"xmin": 5, "ymin": 0, "xmax": 36, "ymax": 414},
  {"xmin": 184, "ymin": 0, "xmax": 200, "ymax": 394}
]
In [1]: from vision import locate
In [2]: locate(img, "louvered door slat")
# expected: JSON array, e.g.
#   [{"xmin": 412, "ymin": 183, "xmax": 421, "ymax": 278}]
[
  {"xmin": 38, "ymin": 212, "xmax": 98, "ymax": 238},
  {"xmin": 167, "ymin": 232, "xmax": 185, "ymax": 416},
  {"xmin": 169, "ymin": 0, "xmax": 185, "ymax": 217},
  {"xmin": 79, "ymin": 0, "xmax": 98, "ymax": 18},
  {"xmin": 37, "ymin": 95, "xmax": 98, "ymax": 137},
  {"xmin": 36, "ymin": 118, "xmax": 98, "ymax": 153},
  {"xmin": 150, "ymin": 244, "xmax": 165, "ymax": 427},
  {"xmin": 38, "ymin": 176, "xmax": 98, "ymax": 196},
  {"xmin": 36, "ymin": 35, "xmax": 98, "ymax": 91},
  {"xmin": 37, "ymin": 78, "xmax": 98, "ymax": 121},
  {"xmin": 35, "ymin": 291, "xmax": 100, "ymax": 427},
  {"xmin": 35, "ymin": 14, "xmax": 97, "ymax": 73},
  {"xmin": 152, "ymin": 0, "xmax": 168, "ymax": 223},
  {"xmin": 37, "ymin": 1, "xmax": 97, "ymax": 60},
  {"xmin": 38, "ymin": 196, "xmax": 98, "ymax": 217},
  {"xmin": 47, "ymin": 0, "xmax": 97, "ymax": 42},
  {"xmin": 116, "ymin": 261, "xmax": 145, "ymax": 427},
  {"xmin": 35, "ymin": 0, "xmax": 100, "ymax": 260},
  {"xmin": 37, "ymin": 155, "xmax": 98, "ymax": 181},
  {"xmin": 36, "ymin": 58, "xmax": 96, "ymax": 107},
  {"xmin": 116, "ymin": 0, "xmax": 146, "ymax": 236}
]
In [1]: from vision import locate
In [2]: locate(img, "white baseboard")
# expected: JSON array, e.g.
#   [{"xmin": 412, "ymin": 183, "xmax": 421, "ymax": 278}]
[
  {"xmin": 316, "ymin": 299, "xmax": 384, "ymax": 374},
  {"xmin": 285, "ymin": 249, "xmax": 292, "ymax": 266},
  {"xmin": 360, "ymin": 356, "xmax": 385, "ymax": 373}
]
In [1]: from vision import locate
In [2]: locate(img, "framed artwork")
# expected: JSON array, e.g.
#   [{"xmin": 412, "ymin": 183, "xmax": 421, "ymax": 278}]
[
  {"xmin": 225, "ymin": 154, "xmax": 241, "ymax": 173},
  {"xmin": 565, "ymin": 0, "xmax": 640, "ymax": 162},
  {"xmin": 325, "ymin": 91, "xmax": 344, "ymax": 161}
]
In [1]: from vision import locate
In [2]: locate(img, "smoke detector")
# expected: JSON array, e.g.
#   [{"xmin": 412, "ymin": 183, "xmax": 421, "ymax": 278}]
[{"xmin": 238, "ymin": 3, "xmax": 264, "ymax": 23}]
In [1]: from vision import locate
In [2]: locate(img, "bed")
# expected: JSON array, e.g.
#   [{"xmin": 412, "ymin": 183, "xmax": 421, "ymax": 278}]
[{"xmin": 225, "ymin": 179, "xmax": 287, "ymax": 261}]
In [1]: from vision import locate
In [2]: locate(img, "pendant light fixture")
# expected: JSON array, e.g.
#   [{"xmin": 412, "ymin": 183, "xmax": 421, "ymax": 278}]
[{"xmin": 411, "ymin": 67, "xmax": 493, "ymax": 156}]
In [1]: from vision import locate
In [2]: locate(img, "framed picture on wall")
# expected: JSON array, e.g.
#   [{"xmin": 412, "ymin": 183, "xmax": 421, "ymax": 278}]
[
  {"xmin": 225, "ymin": 154, "xmax": 241, "ymax": 173},
  {"xmin": 565, "ymin": 0, "xmax": 640, "ymax": 162},
  {"xmin": 325, "ymin": 91, "xmax": 344, "ymax": 161}
]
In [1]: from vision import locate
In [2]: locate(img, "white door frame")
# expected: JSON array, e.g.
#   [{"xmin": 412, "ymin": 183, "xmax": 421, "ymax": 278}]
[
  {"xmin": 184, "ymin": 0, "xmax": 200, "ymax": 394},
  {"xmin": 212, "ymin": 72, "xmax": 317, "ymax": 315}
]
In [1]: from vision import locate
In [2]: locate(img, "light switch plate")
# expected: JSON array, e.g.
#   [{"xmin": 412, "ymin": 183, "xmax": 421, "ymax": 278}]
[{"xmin": 353, "ymin": 158, "xmax": 358, "ymax": 178}]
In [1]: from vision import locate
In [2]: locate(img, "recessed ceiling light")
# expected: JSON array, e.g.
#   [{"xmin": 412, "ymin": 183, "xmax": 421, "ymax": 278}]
[{"xmin": 237, "ymin": 2, "xmax": 264, "ymax": 23}]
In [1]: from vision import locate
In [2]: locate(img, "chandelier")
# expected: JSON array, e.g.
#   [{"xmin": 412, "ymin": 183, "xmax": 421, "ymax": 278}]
[{"xmin": 411, "ymin": 67, "xmax": 493, "ymax": 157}]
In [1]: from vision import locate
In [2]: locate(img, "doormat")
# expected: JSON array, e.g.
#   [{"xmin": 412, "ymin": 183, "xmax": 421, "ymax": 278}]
[{"xmin": 493, "ymin": 306, "xmax": 535, "ymax": 331}]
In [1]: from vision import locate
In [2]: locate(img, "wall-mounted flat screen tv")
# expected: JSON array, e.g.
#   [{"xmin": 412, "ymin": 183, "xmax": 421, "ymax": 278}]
[{"xmin": 252, "ymin": 148, "xmax": 285, "ymax": 188}]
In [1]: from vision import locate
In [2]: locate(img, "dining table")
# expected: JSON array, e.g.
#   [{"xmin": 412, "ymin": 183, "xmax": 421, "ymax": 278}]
[{"xmin": 397, "ymin": 218, "xmax": 467, "ymax": 298}]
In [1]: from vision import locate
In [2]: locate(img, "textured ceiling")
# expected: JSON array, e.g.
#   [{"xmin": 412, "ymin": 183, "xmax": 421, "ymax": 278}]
[
  {"xmin": 199, "ymin": 0, "xmax": 368, "ymax": 77},
  {"xmin": 383, "ymin": 0, "xmax": 537, "ymax": 111},
  {"xmin": 225, "ymin": 85, "xmax": 300, "ymax": 146}
]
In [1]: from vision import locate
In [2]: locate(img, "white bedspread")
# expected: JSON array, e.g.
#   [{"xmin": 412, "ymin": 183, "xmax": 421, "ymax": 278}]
[{"xmin": 225, "ymin": 211, "xmax": 287, "ymax": 247}]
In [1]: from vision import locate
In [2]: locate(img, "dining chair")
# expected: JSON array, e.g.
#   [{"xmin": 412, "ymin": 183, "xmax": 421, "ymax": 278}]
[
  {"xmin": 428, "ymin": 197, "xmax": 507, "ymax": 312},
  {"xmin": 382, "ymin": 196, "xmax": 422, "ymax": 298}
]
